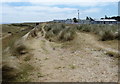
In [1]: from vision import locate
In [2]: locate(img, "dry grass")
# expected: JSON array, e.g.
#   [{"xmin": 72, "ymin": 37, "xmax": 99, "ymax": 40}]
[
  {"xmin": 13, "ymin": 44, "xmax": 28, "ymax": 56},
  {"xmin": 2, "ymin": 23, "xmax": 36, "ymax": 82},
  {"xmin": 69, "ymin": 64, "xmax": 76, "ymax": 69},
  {"xmin": 24, "ymin": 54, "xmax": 32, "ymax": 61},
  {"xmin": 2, "ymin": 55, "xmax": 33, "ymax": 82},
  {"xmin": 106, "ymin": 51, "xmax": 120, "ymax": 58},
  {"xmin": 42, "ymin": 23, "xmax": 118, "ymax": 42},
  {"xmin": 37, "ymin": 72, "xmax": 44, "ymax": 78},
  {"xmin": 1, "ymin": 22, "xmax": 118, "ymax": 82},
  {"xmin": 77, "ymin": 24, "xmax": 118, "ymax": 41},
  {"xmin": 2, "ymin": 23, "xmax": 34, "ymax": 50},
  {"xmin": 2, "ymin": 56, "xmax": 21, "ymax": 81},
  {"xmin": 58, "ymin": 27, "xmax": 76, "ymax": 42},
  {"xmin": 42, "ymin": 23, "xmax": 76, "ymax": 42},
  {"xmin": 101, "ymin": 31, "xmax": 115, "ymax": 41}
]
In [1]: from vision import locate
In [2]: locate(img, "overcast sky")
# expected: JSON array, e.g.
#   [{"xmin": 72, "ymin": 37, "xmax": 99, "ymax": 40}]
[{"xmin": 0, "ymin": 0, "xmax": 119, "ymax": 23}]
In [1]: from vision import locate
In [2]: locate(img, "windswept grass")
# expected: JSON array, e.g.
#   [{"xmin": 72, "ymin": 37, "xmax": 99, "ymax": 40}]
[
  {"xmin": 77, "ymin": 24, "xmax": 118, "ymax": 41},
  {"xmin": 42, "ymin": 23, "xmax": 118, "ymax": 41},
  {"xmin": 42, "ymin": 23, "xmax": 76, "ymax": 42},
  {"xmin": 2, "ymin": 22, "xmax": 118, "ymax": 82},
  {"xmin": 105, "ymin": 51, "xmax": 120, "ymax": 58},
  {"xmin": 2, "ymin": 23, "xmax": 36, "ymax": 82},
  {"xmin": 12, "ymin": 44, "xmax": 28, "ymax": 56},
  {"xmin": 2, "ymin": 53, "xmax": 33, "ymax": 82},
  {"xmin": 101, "ymin": 30, "xmax": 115, "ymax": 41},
  {"xmin": 2, "ymin": 23, "xmax": 35, "ymax": 50}
]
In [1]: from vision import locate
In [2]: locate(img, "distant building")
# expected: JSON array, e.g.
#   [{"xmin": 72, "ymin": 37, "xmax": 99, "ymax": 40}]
[
  {"xmin": 52, "ymin": 18, "xmax": 118, "ymax": 24},
  {"xmin": 53, "ymin": 20, "xmax": 66, "ymax": 23},
  {"xmin": 53, "ymin": 19, "xmax": 73, "ymax": 24},
  {"xmin": 65, "ymin": 19, "xmax": 73, "ymax": 24},
  {"xmin": 93, "ymin": 19, "xmax": 117, "ymax": 24},
  {"xmin": 79, "ymin": 20, "xmax": 91, "ymax": 24}
]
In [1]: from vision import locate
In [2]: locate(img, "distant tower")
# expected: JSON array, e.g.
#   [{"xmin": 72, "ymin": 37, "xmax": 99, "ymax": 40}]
[{"xmin": 78, "ymin": 10, "xmax": 79, "ymax": 23}]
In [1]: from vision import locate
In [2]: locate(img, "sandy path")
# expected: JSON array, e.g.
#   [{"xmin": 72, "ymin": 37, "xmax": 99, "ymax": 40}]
[{"xmin": 25, "ymin": 32, "xmax": 118, "ymax": 82}]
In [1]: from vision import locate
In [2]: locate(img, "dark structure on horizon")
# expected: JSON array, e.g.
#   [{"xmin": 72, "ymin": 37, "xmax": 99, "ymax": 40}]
[{"xmin": 101, "ymin": 15, "xmax": 120, "ymax": 21}]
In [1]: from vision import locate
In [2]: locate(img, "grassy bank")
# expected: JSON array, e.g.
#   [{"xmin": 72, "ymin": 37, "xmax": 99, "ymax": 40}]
[
  {"xmin": 2, "ymin": 23, "xmax": 36, "ymax": 50},
  {"xmin": 76, "ymin": 24, "xmax": 118, "ymax": 41},
  {"xmin": 2, "ymin": 22, "xmax": 119, "ymax": 82},
  {"xmin": 2, "ymin": 23, "xmax": 36, "ymax": 82}
]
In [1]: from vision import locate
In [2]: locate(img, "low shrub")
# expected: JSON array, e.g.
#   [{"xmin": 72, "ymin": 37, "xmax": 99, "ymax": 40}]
[
  {"xmin": 106, "ymin": 51, "xmax": 120, "ymax": 58},
  {"xmin": 2, "ymin": 55, "xmax": 33, "ymax": 82},
  {"xmin": 12, "ymin": 44, "xmax": 28, "ymax": 57},
  {"xmin": 101, "ymin": 30, "xmax": 115, "ymax": 41},
  {"xmin": 58, "ymin": 27, "xmax": 76, "ymax": 42},
  {"xmin": 24, "ymin": 54, "xmax": 32, "ymax": 61},
  {"xmin": 2, "ymin": 56, "xmax": 21, "ymax": 81},
  {"xmin": 43, "ymin": 23, "xmax": 76, "ymax": 42},
  {"xmin": 77, "ymin": 24, "xmax": 118, "ymax": 41}
]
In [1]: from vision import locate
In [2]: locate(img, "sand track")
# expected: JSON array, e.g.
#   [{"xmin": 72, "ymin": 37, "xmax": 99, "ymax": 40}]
[{"xmin": 21, "ymin": 29, "xmax": 118, "ymax": 82}]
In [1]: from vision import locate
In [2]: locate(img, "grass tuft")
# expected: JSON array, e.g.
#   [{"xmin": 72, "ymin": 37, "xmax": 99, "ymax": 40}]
[
  {"xmin": 106, "ymin": 51, "xmax": 120, "ymax": 58},
  {"xmin": 101, "ymin": 31, "xmax": 115, "ymax": 41},
  {"xmin": 43, "ymin": 23, "xmax": 76, "ymax": 42},
  {"xmin": 69, "ymin": 64, "xmax": 76, "ymax": 69}
]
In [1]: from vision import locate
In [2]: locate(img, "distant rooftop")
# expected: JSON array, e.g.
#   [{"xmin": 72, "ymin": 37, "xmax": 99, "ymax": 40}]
[{"xmin": 95, "ymin": 19, "xmax": 117, "ymax": 21}]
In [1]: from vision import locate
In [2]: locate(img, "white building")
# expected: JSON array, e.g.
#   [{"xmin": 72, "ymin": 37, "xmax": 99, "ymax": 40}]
[
  {"xmin": 93, "ymin": 19, "xmax": 117, "ymax": 24},
  {"xmin": 52, "ymin": 19, "xmax": 118, "ymax": 24}
]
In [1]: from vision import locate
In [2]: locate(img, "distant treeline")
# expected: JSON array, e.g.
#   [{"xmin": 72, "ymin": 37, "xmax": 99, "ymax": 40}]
[{"xmin": 101, "ymin": 16, "xmax": 120, "ymax": 21}]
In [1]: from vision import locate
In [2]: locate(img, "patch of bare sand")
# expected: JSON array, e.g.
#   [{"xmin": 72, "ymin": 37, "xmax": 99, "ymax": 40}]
[{"xmin": 24, "ymin": 32, "xmax": 118, "ymax": 82}]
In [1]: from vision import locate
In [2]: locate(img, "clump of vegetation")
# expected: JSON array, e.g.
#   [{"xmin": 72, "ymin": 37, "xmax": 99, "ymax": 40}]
[
  {"xmin": 24, "ymin": 54, "xmax": 32, "ymax": 61},
  {"xmin": 55, "ymin": 66, "xmax": 65, "ymax": 69},
  {"xmin": 37, "ymin": 72, "xmax": 44, "ymax": 78},
  {"xmin": 2, "ymin": 55, "xmax": 21, "ymax": 81},
  {"xmin": 2, "ymin": 64, "xmax": 20, "ymax": 81},
  {"xmin": 43, "ymin": 23, "xmax": 76, "ymax": 42},
  {"xmin": 16, "ymin": 64, "xmax": 34, "ymax": 82},
  {"xmin": 2, "ymin": 23, "xmax": 34, "ymax": 50},
  {"xmin": 55, "ymin": 66, "xmax": 62, "ymax": 69},
  {"xmin": 77, "ymin": 24, "xmax": 91, "ymax": 32},
  {"xmin": 11, "ymin": 23, "xmax": 36, "ymax": 28},
  {"xmin": 105, "ymin": 51, "xmax": 120, "ymax": 58},
  {"xmin": 115, "ymin": 30, "xmax": 120, "ymax": 40},
  {"xmin": 2, "ymin": 55, "xmax": 34, "ymax": 82},
  {"xmin": 58, "ymin": 27, "xmax": 76, "ymax": 42},
  {"xmin": 2, "ymin": 23, "xmax": 39, "ymax": 82},
  {"xmin": 101, "ymin": 30, "xmax": 115, "ymax": 41},
  {"xmin": 41, "ymin": 23, "xmax": 117, "ymax": 42},
  {"xmin": 12, "ymin": 44, "xmax": 28, "ymax": 56},
  {"xmin": 77, "ymin": 24, "xmax": 118, "ymax": 41},
  {"xmin": 44, "ymin": 57, "xmax": 49, "ymax": 60},
  {"xmin": 30, "ymin": 29, "xmax": 38, "ymax": 38},
  {"xmin": 69, "ymin": 64, "xmax": 76, "ymax": 69}
]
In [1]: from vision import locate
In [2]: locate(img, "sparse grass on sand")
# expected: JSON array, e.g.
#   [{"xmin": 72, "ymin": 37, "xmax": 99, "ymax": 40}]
[
  {"xmin": 2, "ymin": 23, "xmax": 35, "ymax": 82},
  {"xmin": 37, "ymin": 72, "xmax": 44, "ymax": 78},
  {"xmin": 41, "ymin": 23, "xmax": 118, "ymax": 42},
  {"xmin": 43, "ymin": 23, "xmax": 77, "ymax": 42},
  {"xmin": 2, "ymin": 23, "xmax": 35, "ymax": 50},
  {"xmin": 69, "ymin": 64, "xmax": 76, "ymax": 69},
  {"xmin": 2, "ymin": 54, "xmax": 33, "ymax": 82},
  {"xmin": 77, "ymin": 24, "xmax": 118, "ymax": 41},
  {"xmin": 105, "ymin": 51, "xmax": 120, "ymax": 58},
  {"xmin": 2, "ymin": 22, "xmax": 118, "ymax": 82}
]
